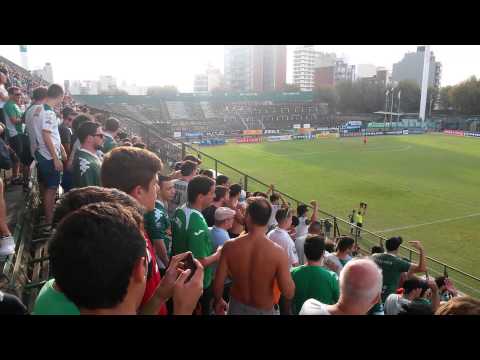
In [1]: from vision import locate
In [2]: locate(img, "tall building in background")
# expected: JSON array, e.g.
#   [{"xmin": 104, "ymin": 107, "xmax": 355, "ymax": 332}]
[
  {"xmin": 99, "ymin": 75, "xmax": 117, "ymax": 92},
  {"xmin": 19, "ymin": 45, "xmax": 28, "ymax": 70},
  {"xmin": 392, "ymin": 46, "xmax": 441, "ymax": 89},
  {"xmin": 43, "ymin": 63, "xmax": 53, "ymax": 83},
  {"xmin": 224, "ymin": 45, "xmax": 286, "ymax": 92},
  {"xmin": 293, "ymin": 45, "xmax": 316, "ymax": 91},
  {"xmin": 193, "ymin": 74, "xmax": 208, "ymax": 92},
  {"xmin": 32, "ymin": 63, "xmax": 54, "ymax": 83},
  {"xmin": 193, "ymin": 66, "xmax": 224, "ymax": 93},
  {"xmin": 313, "ymin": 56, "xmax": 355, "ymax": 88},
  {"xmin": 293, "ymin": 46, "xmax": 337, "ymax": 91},
  {"xmin": 356, "ymin": 64, "xmax": 377, "ymax": 79}
]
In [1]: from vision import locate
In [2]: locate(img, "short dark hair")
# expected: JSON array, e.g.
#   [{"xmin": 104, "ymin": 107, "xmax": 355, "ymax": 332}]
[
  {"xmin": 181, "ymin": 160, "xmax": 197, "ymax": 177},
  {"xmin": 183, "ymin": 154, "xmax": 201, "ymax": 164},
  {"xmin": 275, "ymin": 208, "xmax": 292, "ymax": 224},
  {"xmin": 101, "ymin": 147, "xmax": 163, "ymax": 194},
  {"xmin": 214, "ymin": 185, "xmax": 229, "ymax": 202},
  {"xmin": 216, "ymin": 175, "xmax": 229, "ymax": 186},
  {"xmin": 324, "ymin": 239, "xmax": 335, "ymax": 253},
  {"xmin": 246, "ymin": 197, "xmax": 272, "ymax": 226},
  {"xmin": 77, "ymin": 121, "xmax": 100, "ymax": 143},
  {"xmin": 398, "ymin": 301, "xmax": 434, "ymax": 315},
  {"xmin": 187, "ymin": 175, "xmax": 215, "ymax": 204},
  {"xmin": 308, "ymin": 221, "xmax": 322, "ymax": 234},
  {"xmin": 158, "ymin": 175, "xmax": 172, "ymax": 188},
  {"xmin": 62, "ymin": 106, "xmax": 75, "ymax": 119},
  {"xmin": 201, "ymin": 169, "xmax": 214, "ymax": 179},
  {"xmin": 304, "ymin": 234, "xmax": 325, "ymax": 261},
  {"xmin": 270, "ymin": 193, "xmax": 280, "ymax": 203},
  {"xmin": 105, "ymin": 117, "xmax": 120, "ymax": 132},
  {"xmin": 52, "ymin": 186, "xmax": 145, "ymax": 227},
  {"xmin": 7, "ymin": 86, "xmax": 20, "ymax": 96},
  {"xmin": 336, "ymin": 236, "xmax": 355, "ymax": 252},
  {"xmin": 291, "ymin": 216, "xmax": 299, "ymax": 227},
  {"xmin": 229, "ymin": 183, "xmax": 242, "ymax": 198},
  {"xmin": 385, "ymin": 236, "xmax": 403, "ymax": 252},
  {"xmin": 403, "ymin": 278, "xmax": 428, "ymax": 295},
  {"xmin": 32, "ymin": 86, "xmax": 48, "ymax": 101},
  {"xmin": 435, "ymin": 276, "xmax": 447, "ymax": 289},
  {"xmin": 371, "ymin": 246, "xmax": 384, "ymax": 254},
  {"xmin": 72, "ymin": 114, "xmax": 94, "ymax": 135},
  {"xmin": 297, "ymin": 204, "xmax": 309, "ymax": 217},
  {"xmin": 50, "ymin": 202, "xmax": 146, "ymax": 310},
  {"xmin": 253, "ymin": 191, "xmax": 268, "ymax": 198},
  {"xmin": 47, "ymin": 84, "xmax": 64, "ymax": 98}
]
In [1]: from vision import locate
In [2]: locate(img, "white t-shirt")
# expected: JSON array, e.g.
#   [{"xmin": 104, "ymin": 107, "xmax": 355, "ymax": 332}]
[
  {"xmin": 0, "ymin": 85, "xmax": 7, "ymax": 108},
  {"xmin": 37, "ymin": 105, "xmax": 62, "ymax": 160},
  {"xmin": 384, "ymin": 294, "xmax": 411, "ymax": 315},
  {"xmin": 300, "ymin": 299, "xmax": 331, "ymax": 315},
  {"xmin": 267, "ymin": 204, "xmax": 281, "ymax": 229},
  {"xmin": 295, "ymin": 234, "xmax": 307, "ymax": 266},
  {"xmin": 296, "ymin": 216, "xmax": 309, "ymax": 238},
  {"xmin": 267, "ymin": 227, "xmax": 299, "ymax": 267},
  {"xmin": 25, "ymin": 104, "xmax": 44, "ymax": 157}
]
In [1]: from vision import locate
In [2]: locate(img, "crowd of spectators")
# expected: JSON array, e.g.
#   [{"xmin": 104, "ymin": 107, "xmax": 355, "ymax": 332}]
[{"xmin": 0, "ymin": 58, "xmax": 478, "ymax": 316}]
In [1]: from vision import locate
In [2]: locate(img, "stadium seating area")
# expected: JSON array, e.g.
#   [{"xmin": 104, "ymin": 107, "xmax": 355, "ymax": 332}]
[{"xmin": 0, "ymin": 54, "xmax": 478, "ymax": 317}]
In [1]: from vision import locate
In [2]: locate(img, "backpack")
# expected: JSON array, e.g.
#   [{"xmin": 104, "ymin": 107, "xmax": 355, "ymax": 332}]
[{"xmin": 0, "ymin": 138, "xmax": 12, "ymax": 170}]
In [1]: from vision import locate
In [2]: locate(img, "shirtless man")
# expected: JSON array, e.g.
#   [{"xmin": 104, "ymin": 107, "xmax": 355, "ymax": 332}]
[{"xmin": 213, "ymin": 197, "xmax": 295, "ymax": 315}]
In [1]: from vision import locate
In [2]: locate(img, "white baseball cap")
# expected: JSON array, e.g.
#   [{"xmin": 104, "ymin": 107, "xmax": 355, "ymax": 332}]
[{"xmin": 214, "ymin": 207, "xmax": 236, "ymax": 221}]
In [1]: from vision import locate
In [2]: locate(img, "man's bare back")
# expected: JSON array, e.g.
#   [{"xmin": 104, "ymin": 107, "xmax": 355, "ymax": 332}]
[{"xmin": 221, "ymin": 232, "xmax": 294, "ymax": 310}]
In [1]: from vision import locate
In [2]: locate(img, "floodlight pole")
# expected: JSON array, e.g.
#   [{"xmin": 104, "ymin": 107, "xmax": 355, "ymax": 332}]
[
  {"xmin": 419, "ymin": 45, "xmax": 431, "ymax": 124},
  {"xmin": 390, "ymin": 87, "xmax": 395, "ymax": 126}
]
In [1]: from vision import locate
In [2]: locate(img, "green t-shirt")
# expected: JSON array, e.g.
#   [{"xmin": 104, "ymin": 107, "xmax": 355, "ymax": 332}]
[
  {"xmin": 372, "ymin": 253, "xmax": 411, "ymax": 302},
  {"xmin": 102, "ymin": 134, "xmax": 117, "ymax": 154},
  {"xmin": 144, "ymin": 200, "xmax": 172, "ymax": 256},
  {"xmin": 3, "ymin": 100, "xmax": 24, "ymax": 137},
  {"xmin": 291, "ymin": 265, "xmax": 340, "ymax": 315},
  {"xmin": 33, "ymin": 279, "xmax": 80, "ymax": 315},
  {"xmin": 73, "ymin": 148, "xmax": 102, "ymax": 188},
  {"xmin": 172, "ymin": 205, "xmax": 214, "ymax": 288}
]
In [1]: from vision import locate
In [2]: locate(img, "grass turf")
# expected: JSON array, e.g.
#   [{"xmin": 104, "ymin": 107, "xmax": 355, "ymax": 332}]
[{"xmin": 199, "ymin": 133, "xmax": 480, "ymax": 285}]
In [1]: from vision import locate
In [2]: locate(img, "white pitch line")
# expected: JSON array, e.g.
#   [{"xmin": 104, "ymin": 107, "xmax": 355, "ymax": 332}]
[{"xmin": 376, "ymin": 212, "xmax": 480, "ymax": 233}]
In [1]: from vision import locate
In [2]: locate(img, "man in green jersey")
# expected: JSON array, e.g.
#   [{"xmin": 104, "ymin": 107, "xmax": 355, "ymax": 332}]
[
  {"xmin": 172, "ymin": 175, "xmax": 222, "ymax": 315},
  {"xmin": 102, "ymin": 117, "xmax": 120, "ymax": 154},
  {"xmin": 3, "ymin": 86, "xmax": 25, "ymax": 184},
  {"xmin": 290, "ymin": 235, "xmax": 340, "ymax": 315},
  {"xmin": 73, "ymin": 121, "xmax": 103, "ymax": 188},
  {"xmin": 371, "ymin": 237, "xmax": 426, "ymax": 314},
  {"xmin": 144, "ymin": 175, "xmax": 176, "ymax": 274}
]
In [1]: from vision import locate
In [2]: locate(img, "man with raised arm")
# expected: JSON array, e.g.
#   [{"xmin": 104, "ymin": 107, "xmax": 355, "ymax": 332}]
[{"xmin": 213, "ymin": 197, "xmax": 295, "ymax": 315}]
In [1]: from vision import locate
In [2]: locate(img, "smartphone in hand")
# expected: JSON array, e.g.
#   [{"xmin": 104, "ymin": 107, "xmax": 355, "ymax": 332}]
[{"xmin": 182, "ymin": 253, "xmax": 197, "ymax": 282}]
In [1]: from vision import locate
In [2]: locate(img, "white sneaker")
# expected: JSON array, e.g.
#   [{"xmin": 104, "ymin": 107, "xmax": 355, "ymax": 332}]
[{"xmin": 0, "ymin": 235, "xmax": 15, "ymax": 256}]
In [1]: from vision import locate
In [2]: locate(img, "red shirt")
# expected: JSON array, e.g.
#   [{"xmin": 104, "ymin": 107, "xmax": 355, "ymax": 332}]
[{"xmin": 141, "ymin": 233, "xmax": 168, "ymax": 315}]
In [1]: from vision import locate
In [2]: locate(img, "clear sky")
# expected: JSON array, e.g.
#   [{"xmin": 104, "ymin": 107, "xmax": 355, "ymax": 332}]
[{"xmin": 1, "ymin": 45, "xmax": 479, "ymax": 92}]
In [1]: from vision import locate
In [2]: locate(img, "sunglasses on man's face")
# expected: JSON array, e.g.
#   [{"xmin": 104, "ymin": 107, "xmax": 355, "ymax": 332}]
[{"xmin": 14, "ymin": 93, "xmax": 22, "ymax": 96}]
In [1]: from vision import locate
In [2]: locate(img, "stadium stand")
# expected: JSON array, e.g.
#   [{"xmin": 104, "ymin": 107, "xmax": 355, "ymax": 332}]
[{"xmin": 1, "ymin": 54, "xmax": 478, "ymax": 316}]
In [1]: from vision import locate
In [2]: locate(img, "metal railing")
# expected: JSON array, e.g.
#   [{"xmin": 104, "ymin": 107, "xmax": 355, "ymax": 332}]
[{"xmin": 85, "ymin": 104, "xmax": 480, "ymax": 299}]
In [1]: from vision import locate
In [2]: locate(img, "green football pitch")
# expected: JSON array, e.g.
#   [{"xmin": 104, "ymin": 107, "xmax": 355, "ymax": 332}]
[{"xmin": 198, "ymin": 133, "xmax": 480, "ymax": 280}]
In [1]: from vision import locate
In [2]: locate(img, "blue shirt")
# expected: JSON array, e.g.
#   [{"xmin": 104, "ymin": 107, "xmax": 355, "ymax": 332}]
[
  {"xmin": 209, "ymin": 226, "xmax": 231, "ymax": 284},
  {"xmin": 210, "ymin": 226, "xmax": 230, "ymax": 251}
]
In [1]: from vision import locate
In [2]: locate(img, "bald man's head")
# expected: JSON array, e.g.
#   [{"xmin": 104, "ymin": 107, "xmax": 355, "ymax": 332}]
[{"xmin": 339, "ymin": 258, "xmax": 382, "ymax": 309}]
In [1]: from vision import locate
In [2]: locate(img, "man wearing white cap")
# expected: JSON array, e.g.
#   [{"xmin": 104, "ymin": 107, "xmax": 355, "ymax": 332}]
[{"xmin": 210, "ymin": 207, "xmax": 236, "ymax": 302}]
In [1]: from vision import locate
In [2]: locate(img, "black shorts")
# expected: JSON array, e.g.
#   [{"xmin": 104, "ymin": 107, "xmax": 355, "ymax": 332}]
[
  {"xmin": 19, "ymin": 134, "xmax": 33, "ymax": 166},
  {"xmin": 357, "ymin": 223, "xmax": 363, "ymax": 228},
  {"xmin": 8, "ymin": 135, "xmax": 23, "ymax": 163}
]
